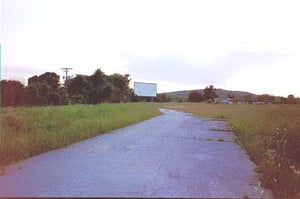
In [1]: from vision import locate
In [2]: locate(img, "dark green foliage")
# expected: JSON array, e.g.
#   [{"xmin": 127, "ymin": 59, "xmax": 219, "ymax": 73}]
[
  {"xmin": 67, "ymin": 75, "xmax": 91, "ymax": 104},
  {"xmin": 203, "ymin": 85, "xmax": 218, "ymax": 101},
  {"xmin": 287, "ymin": 94, "xmax": 295, "ymax": 104},
  {"xmin": 188, "ymin": 90, "xmax": 203, "ymax": 102},
  {"xmin": 107, "ymin": 73, "xmax": 131, "ymax": 103},
  {"xmin": 88, "ymin": 69, "xmax": 106, "ymax": 104},
  {"xmin": 1, "ymin": 69, "xmax": 131, "ymax": 107},
  {"xmin": 66, "ymin": 69, "xmax": 131, "ymax": 104},
  {"xmin": 39, "ymin": 72, "xmax": 60, "ymax": 90},
  {"xmin": 26, "ymin": 72, "xmax": 61, "ymax": 106},
  {"xmin": 155, "ymin": 94, "xmax": 170, "ymax": 102},
  {"xmin": 1, "ymin": 80, "xmax": 26, "ymax": 107}
]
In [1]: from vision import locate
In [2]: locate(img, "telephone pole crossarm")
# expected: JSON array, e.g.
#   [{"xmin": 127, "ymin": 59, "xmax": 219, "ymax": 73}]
[
  {"xmin": 61, "ymin": 68, "xmax": 73, "ymax": 82},
  {"xmin": 61, "ymin": 68, "xmax": 73, "ymax": 100}
]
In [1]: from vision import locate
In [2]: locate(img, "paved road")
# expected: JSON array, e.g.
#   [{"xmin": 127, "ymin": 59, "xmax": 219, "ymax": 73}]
[{"xmin": 0, "ymin": 109, "xmax": 272, "ymax": 198}]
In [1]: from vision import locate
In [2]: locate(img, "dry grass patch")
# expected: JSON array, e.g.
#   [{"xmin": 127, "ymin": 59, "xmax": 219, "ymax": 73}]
[{"xmin": 162, "ymin": 102, "xmax": 300, "ymax": 199}]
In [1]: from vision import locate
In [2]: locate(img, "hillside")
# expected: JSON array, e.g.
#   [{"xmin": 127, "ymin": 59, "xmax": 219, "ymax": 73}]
[{"xmin": 162, "ymin": 89, "xmax": 256, "ymax": 101}]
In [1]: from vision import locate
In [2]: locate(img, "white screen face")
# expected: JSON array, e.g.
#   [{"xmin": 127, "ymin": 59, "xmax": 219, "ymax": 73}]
[{"xmin": 134, "ymin": 82, "xmax": 157, "ymax": 97}]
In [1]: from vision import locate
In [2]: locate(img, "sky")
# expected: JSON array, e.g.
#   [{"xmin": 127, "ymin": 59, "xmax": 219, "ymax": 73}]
[{"xmin": 1, "ymin": 0, "xmax": 300, "ymax": 97}]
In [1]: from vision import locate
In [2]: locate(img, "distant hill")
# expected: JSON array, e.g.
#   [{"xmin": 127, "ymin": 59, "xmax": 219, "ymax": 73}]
[{"xmin": 161, "ymin": 89, "xmax": 256, "ymax": 101}]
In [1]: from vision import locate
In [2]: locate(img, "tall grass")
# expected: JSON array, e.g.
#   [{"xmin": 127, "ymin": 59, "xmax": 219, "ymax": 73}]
[
  {"xmin": 1, "ymin": 102, "xmax": 299, "ymax": 198},
  {"xmin": 1, "ymin": 103, "xmax": 161, "ymax": 168},
  {"xmin": 163, "ymin": 103, "xmax": 300, "ymax": 199}
]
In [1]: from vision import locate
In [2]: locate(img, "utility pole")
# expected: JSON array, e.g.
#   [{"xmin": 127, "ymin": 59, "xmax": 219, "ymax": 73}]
[
  {"xmin": 61, "ymin": 68, "xmax": 73, "ymax": 103},
  {"xmin": 61, "ymin": 67, "xmax": 73, "ymax": 83}
]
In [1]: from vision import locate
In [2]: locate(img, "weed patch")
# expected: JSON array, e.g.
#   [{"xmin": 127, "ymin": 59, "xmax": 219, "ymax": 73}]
[{"xmin": 163, "ymin": 103, "xmax": 300, "ymax": 199}]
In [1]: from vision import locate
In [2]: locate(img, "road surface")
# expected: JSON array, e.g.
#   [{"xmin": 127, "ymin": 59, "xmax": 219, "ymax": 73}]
[{"xmin": 0, "ymin": 109, "xmax": 272, "ymax": 198}]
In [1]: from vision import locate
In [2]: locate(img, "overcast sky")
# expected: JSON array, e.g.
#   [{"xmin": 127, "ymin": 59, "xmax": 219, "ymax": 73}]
[{"xmin": 1, "ymin": 0, "xmax": 300, "ymax": 97}]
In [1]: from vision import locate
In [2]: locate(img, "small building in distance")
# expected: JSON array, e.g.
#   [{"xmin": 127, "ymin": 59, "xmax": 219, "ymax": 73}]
[{"xmin": 214, "ymin": 97, "xmax": 241, "ymax": 104}]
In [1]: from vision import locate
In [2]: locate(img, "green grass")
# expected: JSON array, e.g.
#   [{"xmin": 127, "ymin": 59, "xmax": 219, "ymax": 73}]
[
  {"xmin": 0, "ymin": 103, "xmax": 161, "ymax": 168},
  {"xmin": 1, "ymin": 102, "xmax": 300, "ymax": 198},
  {"xmin": 162, "ymin": 103, "xmax": 300, "ymax": 199}
]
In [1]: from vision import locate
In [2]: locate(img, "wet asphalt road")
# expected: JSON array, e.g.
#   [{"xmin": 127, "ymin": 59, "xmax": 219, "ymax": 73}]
[{"xmin": 0, "ymin": 109, "xmax": 272, "ymax": 198}]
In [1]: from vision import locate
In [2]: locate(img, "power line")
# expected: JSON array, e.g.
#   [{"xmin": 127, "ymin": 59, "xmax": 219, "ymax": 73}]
[
  {"xmin": 61, "ymin": 67, "xmax": 73, "ymax": 83},
  {"xmin": 61, "ymin": 68, "xmax": 73, "ymax": 99}
]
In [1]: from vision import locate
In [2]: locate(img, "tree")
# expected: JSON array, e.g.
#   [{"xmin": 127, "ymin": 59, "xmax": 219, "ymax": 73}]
[
  {"xmin": 203, "ymin": 85, "xmax": 218, "ymax": 101},
  {"xmin": 39, "ymin": 72, "xmax": 60, "ymax": 90},
  {"xmin": 228, "ymin": 94, "xmax": 235, "ymax": 99},
  {"xmin": 243, "ymin": 94, "xmax": 253, "ymax": 103},
  {"xmin": 287, "ymin": 94, "xmax": 295, "ymax": 104},
  {"xmin": 107, "ymin": 73, "xmax": 131, "ymax": 103},
  {"xmin": 279, "ymin": 96, "xmax": 287, "ymax": 104},
  {"xmin": 155, "ymin": 94, "xmax": 170, "ymax": 102},
  {"xmin": 67, "ymin": 75, "xmax": 91, "ymax": 104},
  {"xmin": 3, "ymin": 68, "xmax": 135, "ymax": 106},
  {"xmin": 257, "ymin": 94, "xmax": 275, "ymax": 102},
  {"xmin": 67, "ymin": 69, "xmax": 131, "ymax": 104},
  {"xmin": 130, "ymin": 88, "xmax": 140, "ymax": 102},
  {"xmin": 188, "ymin": 91, "xmax": 203, "ymax": 102},
  {"xmin": 1, "ymin": 80, "xmax": 26, "ymax": 107},
  {"xmin": 27, "ymin": 72, "xmax": 62, "ymax": 105},
  {"xmin": 26, "ymin": 81, "xmax": 40, "ymax": 105},
  {"xmin": 88, "ymin": 69, "xmax": 106, "ymax": 104}
]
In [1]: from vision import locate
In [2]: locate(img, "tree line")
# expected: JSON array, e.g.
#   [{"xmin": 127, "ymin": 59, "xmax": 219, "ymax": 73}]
[
  {"xmin": 2, "ymin": 70, "xmax": 298, "ymax": 107},
  {"xmin": 187, "ymin": 85, "xmax": 218, "ymax": 102},
  {"xmin": 187, "ymin": 86, "xmax": 299, "ymax": 104},
  {"xmin": 1, "ymin": 69, "xmax": 134, "ymax": 107}
]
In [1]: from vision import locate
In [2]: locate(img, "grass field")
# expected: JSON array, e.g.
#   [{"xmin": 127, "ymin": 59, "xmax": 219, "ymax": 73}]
[
  {"xmin": 1, "ymin": 103, "xmax": 161, "ymax": 168},
  {"xmin": 162, "ymin": 103, "xmax": 300, "ymax": 199},
  {"xmin": 1, "ymin": 102, "xmax": 299, "ymax": 198}
]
